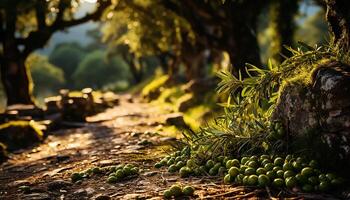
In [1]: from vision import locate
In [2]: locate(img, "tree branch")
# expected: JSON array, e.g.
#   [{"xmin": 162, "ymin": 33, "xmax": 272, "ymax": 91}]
[
  {"xmin": 35, "ymin": 0, "xmax": 47, "ymax": 29},
  {"xmin": 21, "ymin": 0, "xmax": 111, "ymax": 58}
]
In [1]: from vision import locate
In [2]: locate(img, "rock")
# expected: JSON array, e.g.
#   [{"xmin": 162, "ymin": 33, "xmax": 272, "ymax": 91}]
[
  {"xmin": 98, "ymin": 160, "xmax": 115, "ymax": 167},
  {"xmin": 137, "ymin": 139, "xmax": 153, "ymax": 146},
  {"xmin": 176, "ymin": 93, "xmax": 197, "ymax": 112},
  {"xmin": 6, "ymin": 104, "xmax": 44, "ymax": 119},
  {"xmin": 8, "ymin": 180, "xmax": 31, "ymax": 187},
  {"xmin": 121, "ymin": 193, "xmax": 147, "ymax": 200},
  {"xmin": 61, "ymin": 95, "xmax": 89, "ymax": 122},
  {"xmin": 44, "ymin": 96, "xmax": 61, "ymax": 114},
  {"xmin": 47, "ymin": 180, "xmax": 72, "ymax": 191},
  {"xmin": 22, "ymin": 193, "xmax": 50, "ymax": 200},
  {"xmin": 0, "ymin": 121, "xmax": 43, "ymax": 151},
  {"xmin": 272, "ymin": 61, "xmax": 350, "ymax": 168},
  {"xmin": 93, "ymin": 194, "xmax": 111, "ymax": 200},
  {"xmin": 143, "ymin": 171, "xmax": 158, "ymax": 177},
  {"xmin": 159, "ymin": 137, "xmax": 177, "ymax": 143},
  {"xmin": 164, "ymin": 113, "xmax": 189, "ymax": 128},
  {"xmin": 85, "ymin": 187, "xmax": 96, "ymax": 196},
  {"xmin": 73, "ymin": 188, "xmax": 87, "ymax": 196}
]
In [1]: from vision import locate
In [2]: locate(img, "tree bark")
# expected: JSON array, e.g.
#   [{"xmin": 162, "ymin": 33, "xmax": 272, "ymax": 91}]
[
  {"xmin": 0, "ymin": 55, "xmax": 34, "ymax": 105},
  {"xmin": 326, "ymin": 0, "xmax": 350, "ymax": 50},
  {"xmin": 0, "ymin": 0, "xmax": 112, "ymax": 107},
  {"xmin": 228, "ymin": 25, "xmax": 261, "ymax": 76}
]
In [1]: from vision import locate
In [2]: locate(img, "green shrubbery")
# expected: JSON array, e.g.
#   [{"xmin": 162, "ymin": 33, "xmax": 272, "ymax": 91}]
[
  {"xmin": 27, "ymin": 54, "xmax": 65, "ymax": 96},
  {"xmin": 48, "ymin": 43, "xmax": 85, "ymax": 86},
  {"xmin": 73, "ymin": 50, "xmax": 131, "ymax": 89}
]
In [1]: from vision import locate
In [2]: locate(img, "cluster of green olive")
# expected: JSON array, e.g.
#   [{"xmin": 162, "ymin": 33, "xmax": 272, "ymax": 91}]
[
  {"xmin": 71, "ymin": 166, "xmax": 104, "ymax": 182},
  {"xmin": 154, "ymin": 147, "xmax": 193, "ymax": 177},
  {"xmin": 163, "ymin": 184, "xmax": 195, "ymax": 199},
  {"xmin": 70, "ymin": 164, "xmax": 139, "ymax": 183},
  {"xmin": 267, "ymin": 122, "xmax": 285, "ymax": 140},
  {"xmin": 223, "ymin": 155, "xmax": 344, "ymax": 192},
  {"xmin": 155, "ymin": 145, "xmax": 345, "ymax": 193},
  {"xmin": 106, "ymin": 164, "xmax": 139, "ymax": 183}
]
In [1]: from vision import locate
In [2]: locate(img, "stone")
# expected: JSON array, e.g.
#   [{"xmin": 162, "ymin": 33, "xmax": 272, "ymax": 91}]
[
  {"xmin": 93, "ymin": 194, "xmax": 111, "ymax": 200},
  {"xmin": 164, "ymin": 113, "xmax": 189, "ymax": 128},
  {"xmin": 0, "ymin": 121, "xmax": 43, "ymax": 151},
  {"xmin": 176, "ymin": 93, "xmax": 197, "ymax": 112},
  {"xmin": 22, "ymin": 193, "xmax": 50, "ymax": 200},
  {"xmin": 47, "ymin": 180, "xmax": 72, "ymax": 191},
  {"xmin": 6, "ymin": 104, "xmax": 44, "ymax": 119},
  {"xmin": 272, "ymin": 61, "xmax": 350, "ymax": 168}
]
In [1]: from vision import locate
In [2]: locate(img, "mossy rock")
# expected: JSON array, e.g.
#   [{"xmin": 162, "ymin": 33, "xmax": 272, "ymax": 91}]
[
  {"xmin": 61, "ymin": 93, "xmax": 90, "ymax": 122},
  {"xmin": 0, "ymin": 121, "xmax": 44, "ymax": 151},
  {"xmin": 272, "ymin": 61, "xmax": 350, "ymax": 169},
  {"xmin": 141, "ymin": 75, "xmax": 170, "ymax": 101},
  {"xmin": 176, "ymin": 93, "xmax": 197, "ymax": 112}
]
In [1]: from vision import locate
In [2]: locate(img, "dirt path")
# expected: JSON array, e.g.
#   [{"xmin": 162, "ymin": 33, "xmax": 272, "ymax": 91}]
[{"xmin": 0, "ymin": 96, "xmax": 332, "ymax": 200}]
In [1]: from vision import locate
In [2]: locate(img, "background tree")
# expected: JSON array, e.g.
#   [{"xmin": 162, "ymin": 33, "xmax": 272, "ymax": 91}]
[
  {"xmin": 295, "ymin": 9, "xmax": 328, "ymax": 46},
  {"xmin": 48, "ymin": 42, "xmax": 85, "ymax": 88},
  {"xmin": 73, "ymin": 50, "xmax": 130, "ymax": 89},
  {"xmin": 269, "ymin": 0, "xmax": 299, "ymax": 64},
  {"xmin": 161, "ymin": 0, "xmax": 267, "ymax": 77},
  {"xmin": 103, "ymin": 0, "xmax": 195, "ymax": 80},
  {"xmin": 0, "ymin": 0, "xmax": 111, "ymax": 106}
]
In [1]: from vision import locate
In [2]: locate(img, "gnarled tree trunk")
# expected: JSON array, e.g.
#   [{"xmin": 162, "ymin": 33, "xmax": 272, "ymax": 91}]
[{"xmin": 1, "ymin": 40, "xmax": 34, "ymax": 105}]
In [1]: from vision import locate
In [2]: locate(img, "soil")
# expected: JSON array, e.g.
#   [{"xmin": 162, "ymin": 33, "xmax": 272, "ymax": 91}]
[{"xmin": 0, "ymin": 95, "xmax": 342, "ymax": 200}]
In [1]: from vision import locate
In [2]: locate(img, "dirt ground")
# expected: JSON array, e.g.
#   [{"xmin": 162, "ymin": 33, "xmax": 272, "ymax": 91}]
[{"xmin": 0, "ymin": 96, "xmax": 342, "ymax": 200}]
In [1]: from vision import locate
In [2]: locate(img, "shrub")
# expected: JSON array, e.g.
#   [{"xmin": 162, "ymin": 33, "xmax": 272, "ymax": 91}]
[
  {"xmin": 73, "ymin": 50, "xmax": 131, "ymax": 89},
  {"xmin": 48, "ymin": 43, "xmax": 85, "ymax": 83},
  {"xmin": 27, "ymin": 54, "xmax": 65, "ymax": 95}
]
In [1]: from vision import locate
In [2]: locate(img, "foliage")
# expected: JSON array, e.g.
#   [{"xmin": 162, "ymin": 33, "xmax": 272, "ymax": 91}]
[
  {"xmin": 102, "ymin": 0, "xmax": 193, "ymax": 58},
  {"xmin": 73, "ymin": 50, "xmax": 131, "ymax": 89},
  {"xmin": 182, "ymin": 43, "xmax": 342, "ymax": 159},
  {"xmin": 26, "ymin": 54, "xmax": 65, "ymax": 95},
  {"xmin": 295, "ymin": 9, "xmax": 329, "ymax": 46},
  {"xmin": 48, "ymin": 43, "xmax": 86, "ymax": 83}
]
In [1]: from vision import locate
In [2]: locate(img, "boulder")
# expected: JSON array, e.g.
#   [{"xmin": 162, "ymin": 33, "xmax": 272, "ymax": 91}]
[
  {"xmin": 164, "ymin": 113, "xmax": 189, "ymax": 129},
  {"xmin": 176, "ymin": 93, "xmax": 197, "ymax": 112},
  {"xmin": 272, "ymin": 61, "xmax": 350, "ymax": 168},
  {"xmin": 6, "ymin": 104, "xmax": 44, "ymax": 119},
  {"xmin": 0, "ymin": 121, "xmax": 43, "ymax": 151}
]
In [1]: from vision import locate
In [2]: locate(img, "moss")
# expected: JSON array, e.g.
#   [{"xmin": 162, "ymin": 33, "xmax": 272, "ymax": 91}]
[
  {"xmin": 0, "ymin": 120, "xmax": 44, "ymax": 139},
  {"xmin": 155, "ymin": 87, "xmax": 184, "ymax": 105},
  {"xmin": 141, "ymin": 74, "xmax": 169, "ymax": 98},
  {"xmin": 157, "ymin": 125, "xmax": 181, "ymax": 138},
  {"xmin": 183, "ymin": 105, "xmax": 213, "ymax": 131}
]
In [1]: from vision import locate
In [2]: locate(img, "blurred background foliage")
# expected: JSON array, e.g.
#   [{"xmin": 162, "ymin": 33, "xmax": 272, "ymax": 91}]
[{"xmin": 0, "ymin": 0, "xmax": 329, "ymax": 111}]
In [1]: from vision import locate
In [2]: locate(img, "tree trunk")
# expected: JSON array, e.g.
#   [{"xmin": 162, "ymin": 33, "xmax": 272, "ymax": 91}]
[
  {"xmin": 326, "ymin": 0, "xmax": 350, "ymax": 50},
  {"xmin": 0, "ymin": 56, "xmax": 34, "ymax": 106},
  {"xmin": 227, "ymin": 27, "xmax": 261, "ymax": 77},
  {"xmin": 123, "ymin": 54, "xmax": 143, "ymax": 84},
  {"xmin": 269, "ymin": 0, "xmax": 298, "ymax": 63}
]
